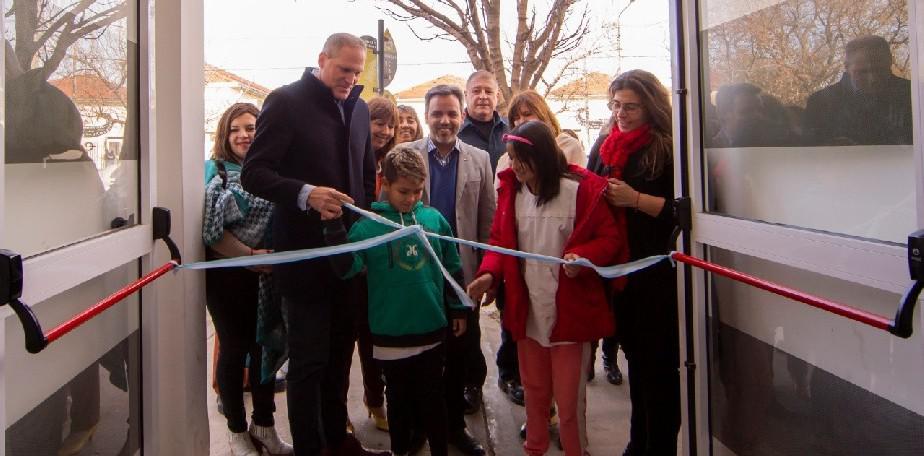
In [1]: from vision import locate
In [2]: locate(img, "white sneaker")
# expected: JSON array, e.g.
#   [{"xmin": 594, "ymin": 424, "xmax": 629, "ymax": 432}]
[
  {"xmin": 249, "ymin": 423, "xmax": 294, "ymax": 455},
  {"xmin": 229, "ymin": 431, "xmax": 260, "ymax": 456}
]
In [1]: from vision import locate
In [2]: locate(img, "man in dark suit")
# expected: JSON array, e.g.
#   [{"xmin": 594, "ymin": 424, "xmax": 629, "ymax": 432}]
[
  {"xmin": 242, "ymin": 33, "xmax": 388, "ymax": 456},
  {"xmin": 804, "ymin": 35, "xmax": 912, "ymax": 146}
]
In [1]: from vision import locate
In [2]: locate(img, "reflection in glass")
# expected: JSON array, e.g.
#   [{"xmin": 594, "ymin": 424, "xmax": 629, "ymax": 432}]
[
  {"xmin": 698, "ymin": 0, "xmax": 916, "ymax": 243},
  {"xmin": 706, "ymin": 247, "xmax": 924, "ymax": 455},
  {"xmin": 5, "ymin": 333, "xmax": 141, "ymax": 456},
  {"xmin": 804, "ymin": 35, "xmax": 912, "ymax": 146},
  {"xmin": 4, "ymin": 0, "xmax": 138, "ymax": 256},
  {"xmin": 701, "ymin": 0, "xmax": 911, "ymax": 147},
  {"xmin": 4, "ymin": 259, "xmax": 141, "ymax": 455}
]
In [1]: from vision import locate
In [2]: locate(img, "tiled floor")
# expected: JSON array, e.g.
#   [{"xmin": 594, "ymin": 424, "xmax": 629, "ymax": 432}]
[{"xmin": 207, "ymin": 307, "xmax": 633, "ymax": 455}]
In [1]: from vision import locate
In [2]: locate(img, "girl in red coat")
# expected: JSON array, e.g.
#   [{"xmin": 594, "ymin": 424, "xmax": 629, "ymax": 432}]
[{"xmin": 467, "ymin": 120, "xmax": 627, "ymax": 456}]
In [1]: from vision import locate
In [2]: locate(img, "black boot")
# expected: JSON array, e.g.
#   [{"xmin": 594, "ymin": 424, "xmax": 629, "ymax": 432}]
[{"xmin": 604, "ymin": 361, "xmax": 623, "ymax": 385}]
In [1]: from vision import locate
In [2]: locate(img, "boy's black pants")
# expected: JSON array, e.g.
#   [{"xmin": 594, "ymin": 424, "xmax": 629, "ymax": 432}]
[{"xmin": 380, "ymin": 344, "xmax": 448, "ymax": 456}]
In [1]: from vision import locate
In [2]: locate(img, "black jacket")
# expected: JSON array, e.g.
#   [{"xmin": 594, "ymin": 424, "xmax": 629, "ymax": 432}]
[
  {"xmin": 804, "ymin": 72, "xmax": 912, "ymax": 146},
  {"xmin": 587, "ymin": 134, "xmax": 678, "ymax": 361},
  {"xmin": 242, "ymin": 69, "xmax": 375, "ymax": 296}
]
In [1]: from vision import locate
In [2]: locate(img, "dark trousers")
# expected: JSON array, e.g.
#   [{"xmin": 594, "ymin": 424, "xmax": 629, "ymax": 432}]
[
  {"xmin": 343, "ymin": 280, "xmax": 385, "ymax": 408},
  {"xmin": 445, "ymin": 309, "xmax": 480, "ymax": 431},
  {"xmin": 624, "ymin": 350, "xmax": 680, "ymax": 456},
  {"xmin": 494, "ymin": 286, "xmax": 518, "ymax": 383},
  {"xmin": 463, "ymin": 309, "xmax": 487, "ymax": 389},
  {"xmin": 206, "ymin": 266, "xmax": 276, "ymax": 433},
  {"xmin": 353, "ymin": 323, "xmax": 386, "ymax": 407},
  {"xmin": 380, "ymin": 345, "xmax": 448, "ymax": 456},
  {"xmin": 619, "ymin": 264, "xmax": 680, "ymax": 456},
  {"xmin": 496, "ymin": 326, "xmax": 519, "ymax": 382},
  {"xmin": 283, "ymin": 279, "xmax": 354, "ymax": 455},
  {"xmin": 590, "ymin": 336, "xmax": 619, "ymax": 367},
  {"xmin": 602, "ymin": 336, "xmax": 618, "ymax": 365}
]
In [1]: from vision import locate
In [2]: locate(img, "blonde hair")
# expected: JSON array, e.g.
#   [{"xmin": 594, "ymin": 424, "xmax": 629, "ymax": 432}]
[{"xmin": 382, "ymin": 147, "xmax": 427, "ymax": 184}]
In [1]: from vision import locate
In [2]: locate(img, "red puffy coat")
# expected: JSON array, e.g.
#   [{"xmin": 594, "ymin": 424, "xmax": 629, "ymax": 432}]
[{"xmin": 477, "ymin": 165, "xmax": 628, "ymax": 343}]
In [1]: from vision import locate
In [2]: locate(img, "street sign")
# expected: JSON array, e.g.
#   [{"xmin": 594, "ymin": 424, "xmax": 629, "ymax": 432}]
[
  {"xmin": 358, "ymin": 35, "xmax": 379, "ymax": 100},
  {"xmin": 382, "ymin": 29, "xmax": 397, "ymax": 88}
]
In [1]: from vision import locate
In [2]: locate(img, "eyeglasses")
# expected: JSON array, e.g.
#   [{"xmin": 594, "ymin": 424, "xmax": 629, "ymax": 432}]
[
  {"xmin": 607, "ymin": 100, "xmax": 642, "ymax": 113},
  {"xmin": 502, "ymin": 133, "xmax": 534, "ymax": 146}
]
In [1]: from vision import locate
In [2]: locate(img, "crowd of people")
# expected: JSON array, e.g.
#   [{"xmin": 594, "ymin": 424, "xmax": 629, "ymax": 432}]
[
  {"xmin": 202, "ymin": 32, "xmax": 681, "ymax": 456},
  {"xmin": 706, "ymin": 35, "xmax": 912, "ymax": 149}
]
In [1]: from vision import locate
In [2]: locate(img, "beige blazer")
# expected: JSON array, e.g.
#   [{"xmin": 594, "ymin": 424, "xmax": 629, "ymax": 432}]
[{"xmin": 395, "ymin": 137, "xmax": 496, "ymax": 285}]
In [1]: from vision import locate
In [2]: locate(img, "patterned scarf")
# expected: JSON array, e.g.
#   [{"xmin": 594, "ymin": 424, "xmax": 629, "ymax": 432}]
[{"xmin": 599, "ymin": 124, "xmax": 652, "ymax": 180}]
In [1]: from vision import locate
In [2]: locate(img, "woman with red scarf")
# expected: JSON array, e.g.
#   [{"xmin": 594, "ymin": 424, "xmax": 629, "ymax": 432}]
[{"xmin": 586, "ymin": 70, "xmax": 680, "ymax": 456}]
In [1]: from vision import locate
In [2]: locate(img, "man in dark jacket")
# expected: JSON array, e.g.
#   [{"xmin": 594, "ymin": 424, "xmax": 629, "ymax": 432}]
[
  {"xmin": 804, "ymin": 35, "xmax": 912, "ymax": 146},
  {"xmin": 242, "ymin": 33, "xmax": 387, "ymax": 456},
  {"xmin": 457, "ymin": 70, "xmax": 523, "ymax": 411}
]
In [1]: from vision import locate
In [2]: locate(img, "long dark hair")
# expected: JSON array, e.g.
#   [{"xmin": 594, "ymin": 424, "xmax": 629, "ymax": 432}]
[
  {"xmin": 604, "ymin": 70, "xmax": 672, "ymax": 180},
  {"xmin": 211, "ymin": 102, "xmax": 260, "ymax": 164},
  {"xmin": 506, "ymin": 120, "xmax": 575, "ymax": 206}
]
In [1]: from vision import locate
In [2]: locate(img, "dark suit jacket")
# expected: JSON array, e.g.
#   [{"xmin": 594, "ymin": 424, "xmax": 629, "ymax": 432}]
[
  {"xmin": 804, "ymin": 73, "xmax": 912, "ymax": 145},
  {"xmin": 242, "ymin": 69, "xmax": 375, "ymax": 296}
]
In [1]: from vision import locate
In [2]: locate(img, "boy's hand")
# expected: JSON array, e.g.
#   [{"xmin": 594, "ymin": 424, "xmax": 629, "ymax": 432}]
[
  {"xmin": 452, "ymin": 317, "xmax": 467, "ymax": 337},
  {"xmin": 562, "ymin": 253, "xmax": 581, "ymax": 278},
  {"xmin": 466, "ymin": 274, "xmax": 495, "ymax": 306}
]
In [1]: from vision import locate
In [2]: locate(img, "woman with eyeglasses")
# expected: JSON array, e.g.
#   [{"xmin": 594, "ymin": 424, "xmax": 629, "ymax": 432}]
[
  {"xmin": 468, "ymin": 120, "xmax": 627, "ymax": 456},
  {"xmin": 586, "ymin": 70, "xmax": 680, "ymax": 456}
]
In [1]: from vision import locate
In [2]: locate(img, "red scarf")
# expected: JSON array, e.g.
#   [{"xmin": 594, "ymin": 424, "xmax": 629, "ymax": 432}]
[{"xmin": 599, "ymin": 124, "xmax": 652, "ymax": 180}]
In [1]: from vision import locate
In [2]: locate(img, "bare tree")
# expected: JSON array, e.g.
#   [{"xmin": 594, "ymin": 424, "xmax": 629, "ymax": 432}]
[
  {"xmin": 6, "ymin": 0, "xmax": 130, "ymax": 80},
  {"xmin": 704, "ymin": 0, "xmax": 908, "ymax": 107},
  {"xmin": 378, "ymin": 0, "xmax": 591, "ymax": 105}
]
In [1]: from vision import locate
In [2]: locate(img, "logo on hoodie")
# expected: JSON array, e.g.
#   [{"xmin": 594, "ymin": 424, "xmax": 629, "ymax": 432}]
[{"xmin": 394, "ymin": 238, "xmax": 427, "ymax": 271}]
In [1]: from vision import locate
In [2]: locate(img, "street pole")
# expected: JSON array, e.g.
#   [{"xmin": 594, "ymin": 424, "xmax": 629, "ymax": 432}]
[
  {"xmin": 377, "ymin": 19, "xmax": 385, "ymax": 95},
  {"xmin": 616, "ymin": 0, "xmax": 636, "ymax": 75}
]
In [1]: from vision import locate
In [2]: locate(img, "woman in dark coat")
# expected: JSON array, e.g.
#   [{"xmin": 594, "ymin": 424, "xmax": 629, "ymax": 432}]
[{"xmin": 586, "ymin": 69, "xmax": 680, "ymax": 456}]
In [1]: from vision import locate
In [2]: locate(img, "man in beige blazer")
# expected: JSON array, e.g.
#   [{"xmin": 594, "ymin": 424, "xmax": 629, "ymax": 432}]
[{"xmin": 391, "ymin": 84, "xmax": 495, "ymax": 456}]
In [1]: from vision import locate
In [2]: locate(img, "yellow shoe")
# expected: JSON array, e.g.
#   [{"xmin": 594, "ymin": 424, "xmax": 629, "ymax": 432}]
[
  {"xmin": 367, "ymin": 405, "xmax": 389, "ymax": 432},
  {"xmin": 58, "ymin": 424, "xmax": 98, "ymax": 456}
]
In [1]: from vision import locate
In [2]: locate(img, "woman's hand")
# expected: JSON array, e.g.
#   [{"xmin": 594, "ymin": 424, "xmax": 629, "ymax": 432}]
[
  {"xmin": 605, "ymin": 178, "xmax": 640, "ymax": 208},
  {"xmin": 466, "ymin": 274, "xmax": 495, "ymax": 306},
  {"xmin": 247, "ymin": 248, "xmax": 273, "ymax": 274},
  {"xmin": 562, "ymin": 253, "xmax": 582, "ymax": 278}
]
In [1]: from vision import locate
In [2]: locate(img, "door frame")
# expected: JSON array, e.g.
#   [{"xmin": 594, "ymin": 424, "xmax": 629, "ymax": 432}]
[
  {"xmin": 673, "ymin": 0, "xmax": 924, "ymax": 455},
  {"xmin": 0, "ymin": 0, "xmax": 209, "ymax": 453}
]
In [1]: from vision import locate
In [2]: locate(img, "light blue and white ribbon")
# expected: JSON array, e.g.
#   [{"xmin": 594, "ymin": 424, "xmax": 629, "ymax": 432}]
[{"xmin": 179, "ymin": 203, "xmax": 672, "ymax": 308}]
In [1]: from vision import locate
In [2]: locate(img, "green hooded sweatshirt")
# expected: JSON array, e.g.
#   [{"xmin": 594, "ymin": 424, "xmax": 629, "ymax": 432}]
[{"xmin": 344, "ymin": 201, "xmax": 466, "ymax": 347}]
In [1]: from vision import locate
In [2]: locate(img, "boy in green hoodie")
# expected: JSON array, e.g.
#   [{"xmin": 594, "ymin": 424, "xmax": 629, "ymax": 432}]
[{"xmin": 324, "ymin": 147, "xmax": 469, "ymax": 456}]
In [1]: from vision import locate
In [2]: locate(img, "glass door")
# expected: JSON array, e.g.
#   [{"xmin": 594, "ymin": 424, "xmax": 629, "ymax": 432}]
[
  {"xmin": 677, "ymin": 0, "xmax": 924, "ymax": 454},
  {"xmin": 1, "ymin": 1, "xmax": 146, "ymax": 454}
]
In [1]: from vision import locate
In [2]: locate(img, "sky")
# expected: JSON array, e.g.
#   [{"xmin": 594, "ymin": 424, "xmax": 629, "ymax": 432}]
[{"xmin": 204, "ymin": 0, "xmax": 672, "ymax": 94}]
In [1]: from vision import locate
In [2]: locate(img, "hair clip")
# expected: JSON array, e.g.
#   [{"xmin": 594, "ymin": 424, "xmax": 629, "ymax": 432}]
[{"xmin": 502, "ymin": 133, "xmax": 534, "ymax": 146}]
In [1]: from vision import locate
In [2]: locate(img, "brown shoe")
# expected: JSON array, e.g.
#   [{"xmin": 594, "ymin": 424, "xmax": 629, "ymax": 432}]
[{"xmin": 330, "ymin": 434, "xmax": 391, "ymax": 456}]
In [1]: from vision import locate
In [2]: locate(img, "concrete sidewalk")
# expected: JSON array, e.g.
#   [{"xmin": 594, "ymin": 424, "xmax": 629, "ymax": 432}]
[{"xmin": 207, "ymin": 307, "xmax": 632, "ymax": 455}]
